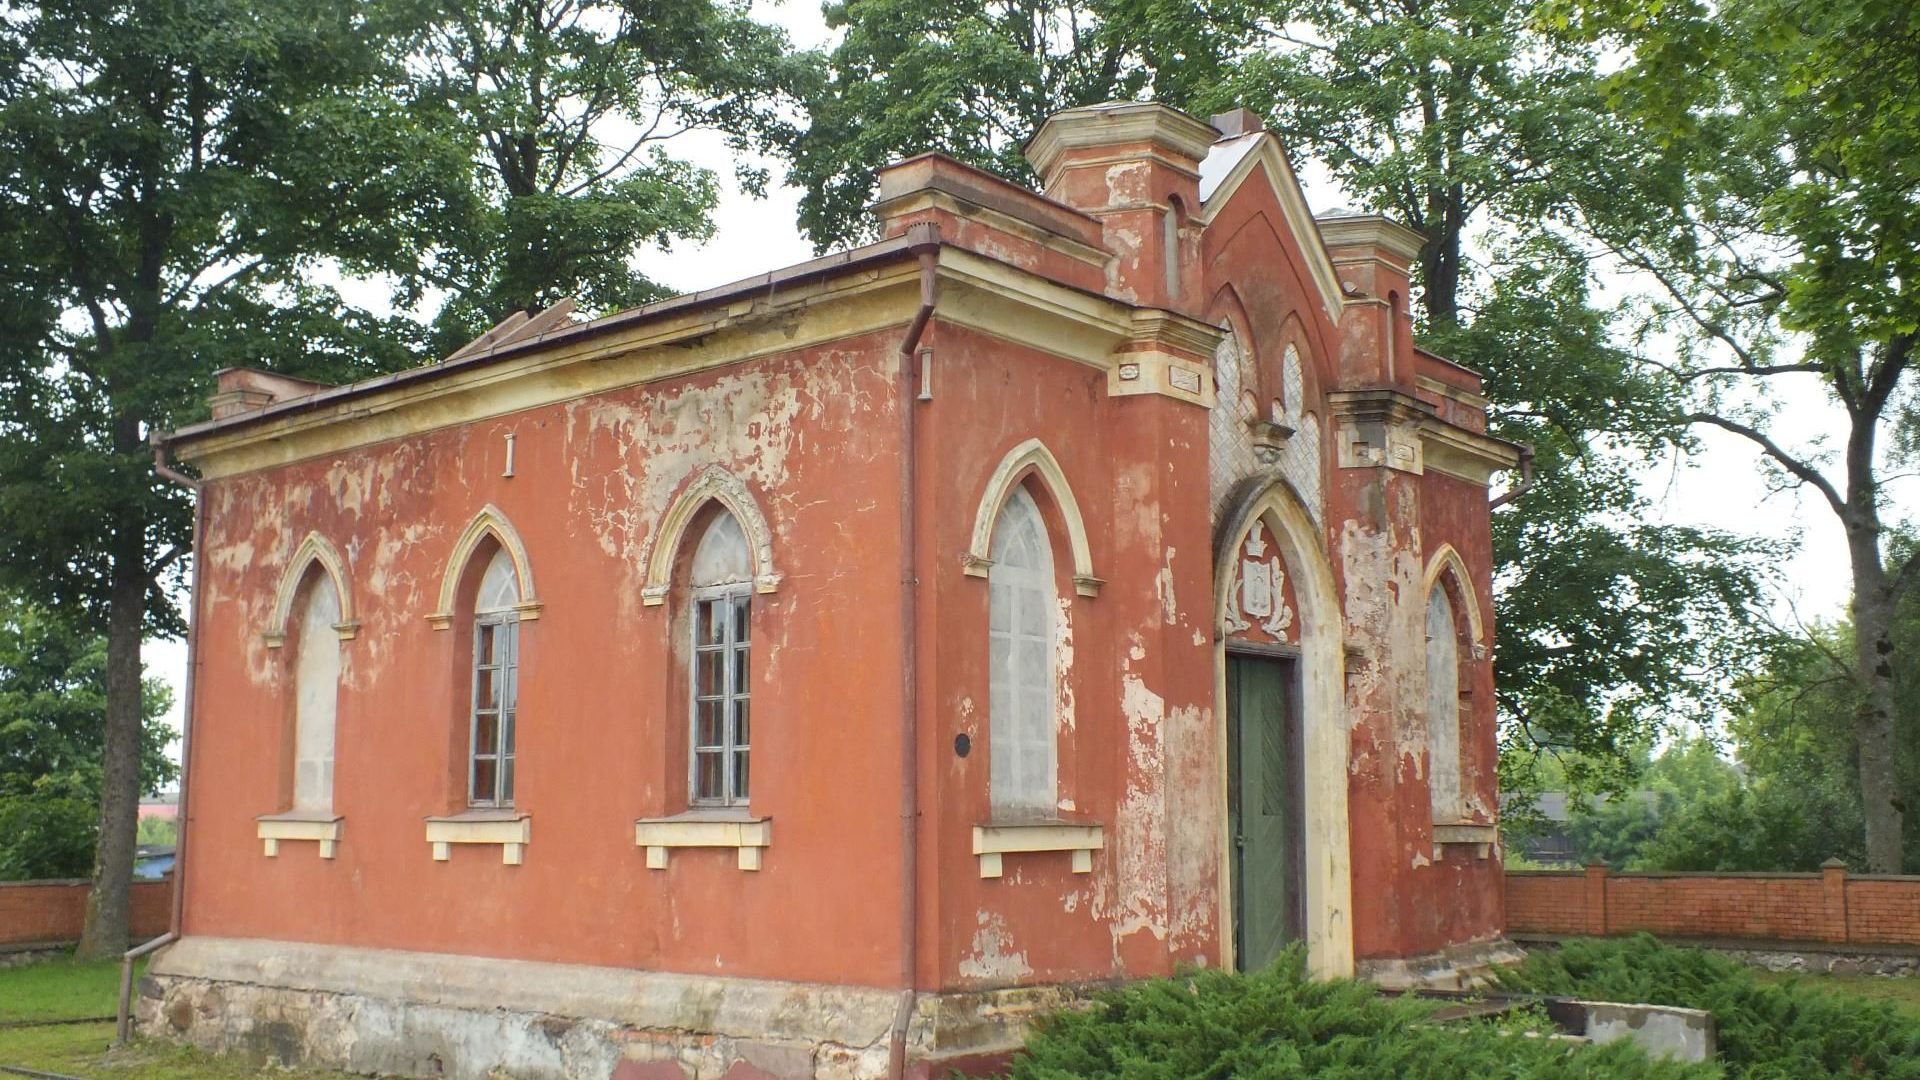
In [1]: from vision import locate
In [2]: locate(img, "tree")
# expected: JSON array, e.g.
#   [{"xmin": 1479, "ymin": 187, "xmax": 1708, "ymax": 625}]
[
  {"xmin": 0, "ymin": 593, "xmax": 175, "ymax": 881},
  {"xmin": 0, "ymin": 0, "xmax": 465, "ymax": 956},
  {"xmin": 407, "ymin": 0, "xmax": 811, "ymax": 349},
  {"xmin": 1557, "ymin": 0, "xmax": 1920, "ymax": 870},
  {"xmin": 787, "ymin": 0, "xmax": 1234, "ymax": 249}
]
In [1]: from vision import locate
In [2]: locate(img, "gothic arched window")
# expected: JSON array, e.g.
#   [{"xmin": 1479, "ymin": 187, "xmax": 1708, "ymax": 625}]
[
  {"xmin": 690, "ymin": 510, "xmax": 752, "ymax": 807},
  {"xmin": 989, "ymin": 487, "xmax": 1056, "ymax": 817}
]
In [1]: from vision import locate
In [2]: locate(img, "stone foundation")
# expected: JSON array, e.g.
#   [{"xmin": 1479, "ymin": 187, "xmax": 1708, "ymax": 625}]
[
  {"xmin": 1355, "ymin": 936, "xmax": 1526, "ymax": 990},
  {"xmin": 137, "ymin": 937, "xmax": 1079, "ymax": 1080}
]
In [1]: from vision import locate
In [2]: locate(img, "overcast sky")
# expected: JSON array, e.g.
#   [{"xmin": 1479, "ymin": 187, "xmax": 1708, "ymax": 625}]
[{"xmin": 142, "ymin": 3, "xmax": 1879, "ymax": 756}]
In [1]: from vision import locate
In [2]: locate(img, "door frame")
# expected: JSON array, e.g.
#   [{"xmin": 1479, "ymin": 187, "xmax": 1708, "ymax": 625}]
[
  {"xmin": 1225, "ymin": 644, "xmax": 1308, "ymax": 971},
  {"xmin": 1212, "ymin": 477, "xmax": 1354, "ymax": 977}
]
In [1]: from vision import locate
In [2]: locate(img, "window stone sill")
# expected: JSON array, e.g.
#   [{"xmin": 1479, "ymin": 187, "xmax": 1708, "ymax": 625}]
[
  {"xmin": 1432, "ymin": 821, "xmax": 1498, "ymax": 859},
  {"xmin": 256, "ymin": 812, "xmax": 343, "ymax": 859},
  {"xmin": 973, "ymin": 820, "xmax": 1104, "ymax": 878},
  {"xmin": 634, "ymin": 811, "xmax": 770, "ymax": 870},
  {"xmin": 425, "ymin": 810, "xmax": 530, "ymax": 864}
]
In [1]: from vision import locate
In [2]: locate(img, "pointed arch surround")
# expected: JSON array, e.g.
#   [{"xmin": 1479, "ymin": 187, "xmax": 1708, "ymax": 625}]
[
  {"xmin": 640, "ymin": 465, "xmax": 781, "ymax": 606},
  {"xmin": 964, "ymin": 438, "xmax": 1102, "ymax": 597},
  {"xmin": 265, "ymin": 533, "xmax": 358, "ymax": 647},
  {"xmin": 427, "ymin": 505, "xmax": 542, "ymax": 629},
  {"xmin": 1422, "ymin": 544, "xmax": 1486, "ymax": 652},
  {"xmin": 1213, "ymin": 476, "xmax": 1352, "ymax": 978}
]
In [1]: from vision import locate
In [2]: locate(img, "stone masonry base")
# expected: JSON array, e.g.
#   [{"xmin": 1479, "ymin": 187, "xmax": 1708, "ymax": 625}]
[
  {"xmin": 137, "ymin": 937, "xmax": 1081, "ymax": 1080},
  {"xmin": 1354, "ymin": 936, "xmax": 1526, "ymax": 990}
]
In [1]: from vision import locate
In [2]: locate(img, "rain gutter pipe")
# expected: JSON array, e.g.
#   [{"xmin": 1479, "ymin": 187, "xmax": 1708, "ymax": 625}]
[
  {"xmin": 120, "ymin": 437, "xmax": 203, "ymax": 1042},
  {"xmin": 890, "ymin": 223, "xmax": 940, "ymax": 1080}
]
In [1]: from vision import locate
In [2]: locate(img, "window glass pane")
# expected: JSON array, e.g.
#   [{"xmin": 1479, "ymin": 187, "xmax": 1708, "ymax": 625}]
[
  {"xmin": 730, "ymin": 645, "xmax": 750, "ymax": 695},
  {"xmin": 697, "ymin": 650, "xmax": 724, "ymax": 693},
  {"xmin": 502, "ymin": 709, "xmax": 516, "ymax": 756},
  {"xmin": 475, "ymin": 713, "xmax": 499, "ymax": 755},
  {"xmin": 1016, "ymin": 591, "xmax": 1046, "ymax": 636},
  {"xmin": 988, "ymin": 485, "xmax": 1057, "ymax": 817},
  {"xmin": 733, "ymin": 699, "xmax": 750, "ymax": 747},
  {"xmin": 733, "ymin": 749, "xmax": 750, "ymax": 801},
  {"xmin": 695, "ymin": 751, "xmax": 724, "ymax": 801},
  {"xmin": 472, "ymin": 757, "xmax": 496, "ymax": 805},
  {"xmin": 696, "ymin": 699, "xmax": 723, "ymax": 748},
  {"xmin": 698, "ymin": 599, "xmax": 724, "ymax": 646},
  {"xmin": 1426, "ymin": 586, "xmax": 1463, "ymax": 819},
  {"xmin": 691, "ymin": 512, "xmax": 752, "ymax": 586},
  {"xmin": 292, "ymin": 574, "xmax": 340, "ymax": 814},
  {"xmin": 476, "ymin": 548, "xmax": 519, "ymax": 613},
  {"xmin": 477, "ymin": 668, "xmax": 498, "ymax": 711},
  {"xmin": 501, "ymin": 755, "xmax": 515, "ymax": 805},
  {"xmin": 732, "ymin": 596, "xmax": 750, "ymax": 643}
]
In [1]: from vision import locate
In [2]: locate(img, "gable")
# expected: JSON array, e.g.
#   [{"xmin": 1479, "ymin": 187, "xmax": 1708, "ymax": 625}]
[{"xmin": 1195, "ymin": 134, "xmax": 1346, "ymax": 332}]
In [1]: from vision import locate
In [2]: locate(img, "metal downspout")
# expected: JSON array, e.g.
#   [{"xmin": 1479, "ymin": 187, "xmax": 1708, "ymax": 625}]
[
  {"xmin": 889, "ymin": 224, "xmax": 939, "ymax": 1080},
  {"xmin": 1488, "ymin": 441, "xmax": 1536, "ymax": 510},
  {"xmin": 119, "ymin": 437, "xmax": 202, "ymax": 1041}
]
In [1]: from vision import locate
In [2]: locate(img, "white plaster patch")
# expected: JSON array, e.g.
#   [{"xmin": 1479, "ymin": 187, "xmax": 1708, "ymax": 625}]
[
  {"xmin": 958, "ymin": 913, "xmax": 1033, "ymax": 983},
  {"xmin": 1156, "ymin": 547, "xmax": 1178, "ymax": 625},
  {"xmin": 1095, "ymin": 672, "xmax": 1170, "ymax": 947},
  {"xmin": 1054, "ymin": 594, "xmax": 1076, "ymax": 733}
]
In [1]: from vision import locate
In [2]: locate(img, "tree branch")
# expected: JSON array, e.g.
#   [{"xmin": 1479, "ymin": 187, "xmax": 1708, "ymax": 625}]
[{"xmin": 1688, "ymin": 411, "xmax": 1846, "ymax": 515}]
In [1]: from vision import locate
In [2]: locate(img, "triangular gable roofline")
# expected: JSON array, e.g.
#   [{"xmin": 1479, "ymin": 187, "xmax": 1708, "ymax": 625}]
[{"xmin": 1195, "ymin": 133, "xmax": 1348, "ymax": 330}]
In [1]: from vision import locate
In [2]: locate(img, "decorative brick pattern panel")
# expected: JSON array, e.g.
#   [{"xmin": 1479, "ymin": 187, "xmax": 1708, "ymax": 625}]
[
  {"xmin": 0, "ymin": 879, "xmax": 171, "ymax": 947},
  {"xmin": 1508, "ymin": 865, "xmax": 1920, "ymax": 948}
]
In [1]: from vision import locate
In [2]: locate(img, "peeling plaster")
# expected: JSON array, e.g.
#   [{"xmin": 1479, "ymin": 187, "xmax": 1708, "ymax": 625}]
[
  {"xmin": 1097, "ymin": 670, "xmax": 1170, "ymax": 947},
  {"xmin": 1155, "ymin": 547, "xmax": 1178, "ymax": 625},
  {"xmin": 958, "ymin": 913, "xmax": 1033, "ymax": 983}
]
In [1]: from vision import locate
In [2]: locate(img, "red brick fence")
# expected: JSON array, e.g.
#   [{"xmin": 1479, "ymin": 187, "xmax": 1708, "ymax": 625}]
[
  {"xmin": 0, "ymin": 879, "xmax": 171, "ymax": 949},
  {"xmin": 1507, "ymin": 863, "xmax": 1920, "ymax": 948}
]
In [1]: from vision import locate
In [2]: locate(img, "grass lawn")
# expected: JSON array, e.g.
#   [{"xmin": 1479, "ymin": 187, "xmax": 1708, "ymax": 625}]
[
  {"xmin": 0, "ymin": 953, "xmax": 371, "ymax": 1079},
  {"xmin": 1757, "ymin": 968, "xmax": 1920, "ymax": 1018}
]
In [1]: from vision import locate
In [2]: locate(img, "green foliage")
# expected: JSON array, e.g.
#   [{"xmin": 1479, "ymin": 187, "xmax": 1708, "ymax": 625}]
[
  {"xmin": 409, "ymin": 0, "xmax": 812, "ymax": 346},
  {"xmin": 788, "ymin": 0, "xmax": 1233, "ymax": 249},
  {"xmin": 1500, "ymin": 936, "xmax": 1920, "ymax": 1079},
  {"xmin": 137, "ymin": 815, "xmax": 179, "ymax": 848},
  {"xmin": 1003, "ymin": 948, "xmax": 1714, "ymax": 1079},
  {"xmin": 1553, "ymin": 0, "xmax": 1920, "ymax": 869},
  {"xmin": 0, "ymin": 792, "xmax": 97, "ymax": 880},
  {"xmin": 0, "ymin": 595, "xmax": 174, "ymax": 801},
  {"xmin": 1540, "ymin": 587, "xmax": 1920, "ymax": 872},
  {"xmin": 0, "ymin": 592, "xmax": 175, "ymax": 881}
]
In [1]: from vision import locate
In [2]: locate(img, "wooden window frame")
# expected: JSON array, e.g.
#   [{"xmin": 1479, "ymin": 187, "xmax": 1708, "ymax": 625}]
[
  {"xmin": 469, "ymin": 610, "xmax": 520, "ymax": 809},
  {"xmin": 689, "ymin": 582, "xmax": 751, "ymax": 808}
]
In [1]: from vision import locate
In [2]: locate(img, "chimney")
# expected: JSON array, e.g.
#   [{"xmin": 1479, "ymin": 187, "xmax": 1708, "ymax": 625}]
[
  {"xmin": 207, "ymin": 368, "xmax": 333, "ymax": 420},
  {"xmin": 1025, "ymin": 102, "xmax": 1220, "ymax": 310}
]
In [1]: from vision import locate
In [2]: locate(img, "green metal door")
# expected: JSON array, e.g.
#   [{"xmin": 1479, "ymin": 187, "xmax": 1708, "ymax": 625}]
[{"xmin": 1228, "ymin": 653, "xmax": 1302, "ymax": 972}]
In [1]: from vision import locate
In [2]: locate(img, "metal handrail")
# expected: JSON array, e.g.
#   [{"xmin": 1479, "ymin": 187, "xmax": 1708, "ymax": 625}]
[{"xmin": 114, "ymin": 932, "xmax": 176, "ymax": 1045}]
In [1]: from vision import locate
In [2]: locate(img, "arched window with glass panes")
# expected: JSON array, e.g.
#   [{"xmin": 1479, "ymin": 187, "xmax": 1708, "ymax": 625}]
[
  {"xmin": 988, "ymin": 486, "xmax": 1057, "ymax": 818},
  {"xmin": 1425, "ymin": 585, "xmax": 1465, "ymax": 822},
  {"xmin": 290, "ymin": 569, "xmax": 340, "ymax": 814},
  {"xmin": 689, "ymin": 510, "xmax": 752, "ymax": 807},
  {"xmin": 469, "ymin": 547, "xmax": 520, "ymax": 808}
]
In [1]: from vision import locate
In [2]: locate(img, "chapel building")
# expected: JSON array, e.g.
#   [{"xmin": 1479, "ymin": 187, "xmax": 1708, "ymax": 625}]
[{"xmin": 141, "ymin": 102, "xmax": 1520, "ymax": 1080}]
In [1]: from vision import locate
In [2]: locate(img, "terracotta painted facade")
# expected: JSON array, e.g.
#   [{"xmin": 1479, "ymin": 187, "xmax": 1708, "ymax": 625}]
[{"xmin": 145, "ymin": 103, "xmax": 1520, "ymax": 1080}]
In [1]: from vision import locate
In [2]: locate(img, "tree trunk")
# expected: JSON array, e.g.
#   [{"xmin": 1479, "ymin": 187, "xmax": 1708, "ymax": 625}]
[
  {"xmin": 1848, "ymin": 530, "xmax": 1905, "ymax": 873},
  {"xmin": 1419, "ymin": 216, "xmax": 1462, "ymax": 328},
  {"xmin": 75, "ymin": 516, "xmax": 147, "ymax": 959}
]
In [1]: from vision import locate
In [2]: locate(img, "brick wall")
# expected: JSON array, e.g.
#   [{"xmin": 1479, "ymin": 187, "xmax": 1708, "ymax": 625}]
[
  {"xmin": 0, "ymin": 879, "xmax": 171, "ymax": 948},
  {"xmin": 1507, "ymin": 863, "xmax": 1920, "ymax": 948}
]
